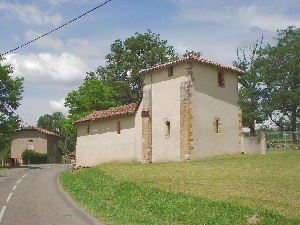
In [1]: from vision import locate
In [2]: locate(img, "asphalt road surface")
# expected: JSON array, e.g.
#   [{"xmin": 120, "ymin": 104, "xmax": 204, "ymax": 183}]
[{"xmin": 0, "ymin": 164, "xmax": 104, "ymax": 225}]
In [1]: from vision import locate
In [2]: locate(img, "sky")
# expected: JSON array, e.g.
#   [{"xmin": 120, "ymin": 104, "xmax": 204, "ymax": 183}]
[{"xmin": 1, "ymin": 0, "xmax": 300, "ymax": 126}]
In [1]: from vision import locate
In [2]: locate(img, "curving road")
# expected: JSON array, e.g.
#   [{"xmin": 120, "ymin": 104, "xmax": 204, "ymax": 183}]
[{"xmin": 0, "ymin": 164, "xmax": 104, "ymax": 225}]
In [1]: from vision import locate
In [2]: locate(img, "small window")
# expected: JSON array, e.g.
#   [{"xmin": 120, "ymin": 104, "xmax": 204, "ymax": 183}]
[
  {"xmin": 217, "ymin": 72, "xmax": 225, "ymax": 87},
  {"xmin": 214, "ymin": 118, "xmax": 221, "ymax": 134},
  {"xmin": 28, "ymin": 145, "xmax": 34, "ymax": 150},
  {"xmin": 168, "ymin": 66, "xmax": 173, "ymax": 77},
  {"xmin": 117, "ymin": 121, "xmax": 121, "ymax": 134},
  {"xmin": 165, "ymin": 120, "xmax": 170, "ymax": 137}
]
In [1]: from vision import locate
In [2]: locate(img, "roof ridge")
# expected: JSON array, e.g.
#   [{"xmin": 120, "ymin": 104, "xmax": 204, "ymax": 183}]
[
  {"xmin": 139, "ymin": 55, "xmax": 245, "ymax": 75},
  {"xmin": 74, "ymin": 101, "xmax": 141, "ymax": 124},
  {"xmin": 20, "ymin": 126, "xmax": 60, "ymax": 137}
]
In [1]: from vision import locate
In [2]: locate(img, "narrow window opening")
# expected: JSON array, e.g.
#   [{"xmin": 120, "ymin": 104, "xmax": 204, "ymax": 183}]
[
  {"xmin": 117, "ymin": 121, "xmax": 121, "ymax": 134},
  {"xmin": 217, "ymin": 72, "xmax": 225, "ymax": 87},
  {"xmin": 168, "ymin": 66, "xmax": 173, "ymax": 77},
  {"xmin": 165, "ymin": 120, "xmax": 170, "ymax": 137},
  {"xmin": 214, "ymin": 118, "xmax": 221, "ymax": 134},
  {"xmin": 216, "ymin": 119, "xmax": 219, "ymax": 133}
]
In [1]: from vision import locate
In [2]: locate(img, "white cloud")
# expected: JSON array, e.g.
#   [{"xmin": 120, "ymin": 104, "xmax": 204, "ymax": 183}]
[
  {"xmin": 26, "ymin": 31, "xmax": 64, "ymax": 50},
  {"xmin": 236, "ymin": 5, "xmax": 300, "ymax": 31},
  {"xmin": 49, "ymin": 98, "xmax": 69, "ymax": 114},
  {"xmin": 172, "ymin": 1, "xmax": 300, "ymax": 31},
  {"xmin": 67, "ymin": 38, "xmax": 102, "ymax": 59},
  {"xmin": 0, "ymin": 2, "xmax": 63, "ymax": 26},
  {"xmin": 4, "ymin": 53, "xmax": 87, "ymax": 86},
  {"xmin": 25, "ymin": 32, "xmax": 102, "ymax": 60}
]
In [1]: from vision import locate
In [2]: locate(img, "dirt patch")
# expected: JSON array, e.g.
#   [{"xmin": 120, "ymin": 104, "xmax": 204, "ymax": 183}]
[{"xmin": 248, "ymin": 213, "xmax": 263, "ymax": 224}]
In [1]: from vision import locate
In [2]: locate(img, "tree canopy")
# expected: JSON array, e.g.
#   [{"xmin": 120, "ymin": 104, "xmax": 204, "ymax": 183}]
[
  {"xmin": 37, "ymin": 111, "xmax": 66, "ymax": 134},
  {"xmin": 257, "ymin": 26, "xmax": 300, "ymax": 137},
  {"xmin": 91, "ymin": 30, "xmax": 178, "ymax": 104},
  {"xmin": 233, "ymin": 36, "xmax": 266, "ymax": 134},
  {"xmin": 65, "ymin": 79, "xmax": 118, "ymax": 118},
  {"xmin": 235, "ymin": 26, "xmax": 300, "ymax": 138},
  {"xmin": 0, "ymin": 56, "xmax": 24, "ymax": 157}
]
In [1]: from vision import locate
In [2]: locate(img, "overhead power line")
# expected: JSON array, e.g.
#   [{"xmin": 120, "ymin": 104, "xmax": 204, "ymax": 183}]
[
  {"xmin": 1, "ymin": 0, "xmax": 112, "ymax": 56},
  {"xmin": 2, "ymin": 102, "xmax": 29, "ymax": 126}
]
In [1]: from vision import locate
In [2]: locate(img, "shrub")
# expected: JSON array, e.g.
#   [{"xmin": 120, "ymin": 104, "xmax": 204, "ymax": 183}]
[{"xmin": 21, "ymin": 149, "xmax": 48, "ymax": 164}]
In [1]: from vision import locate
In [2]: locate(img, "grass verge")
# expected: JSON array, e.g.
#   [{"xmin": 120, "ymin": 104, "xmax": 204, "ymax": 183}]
[{"xmin": 59, "ymin": 151, "xmax": 300, "ymax": 225}]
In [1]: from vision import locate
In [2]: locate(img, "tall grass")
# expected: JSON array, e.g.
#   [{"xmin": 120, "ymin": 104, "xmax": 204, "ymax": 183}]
[{"xmin": 60, "ymin": 151, "xmax": 300, "ymax": 225}]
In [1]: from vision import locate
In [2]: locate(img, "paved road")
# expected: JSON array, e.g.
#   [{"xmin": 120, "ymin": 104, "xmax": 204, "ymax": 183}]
[{"xmin": 0, "ymin": 164, "xmax": 104, "ymax": 225}]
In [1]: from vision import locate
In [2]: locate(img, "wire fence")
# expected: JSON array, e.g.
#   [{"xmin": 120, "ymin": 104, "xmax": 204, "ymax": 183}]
[{"xmin": 267, "ymin": 132, "xmax": 300, "ymax": 150}]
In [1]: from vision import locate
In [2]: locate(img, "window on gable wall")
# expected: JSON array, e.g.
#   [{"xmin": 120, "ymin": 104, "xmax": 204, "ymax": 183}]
[
  {"xmin": 217, "ymin": 71, "xmax": 225, "ymax": 87},
  {"xmin": 214, "ymin": 118, "xmax": 221, "ymax": 134}
]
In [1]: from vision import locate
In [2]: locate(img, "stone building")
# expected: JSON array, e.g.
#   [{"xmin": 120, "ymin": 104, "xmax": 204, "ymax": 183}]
[{"xmin": 74, "ymin": 56, "xmax": 245, "ymax": 167}]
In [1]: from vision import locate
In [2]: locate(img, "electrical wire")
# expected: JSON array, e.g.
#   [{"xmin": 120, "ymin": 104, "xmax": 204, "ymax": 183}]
[
  {"xmin": 1, "ymin": 0, "xmax": 112, "ymax": 56},
  {"xmin": 0, "ymin": 0, "xmax": 113, "ymax": 125},
  {"xmin": 1, "ymin": 102, "xmax": 29, "ymax": 126}
]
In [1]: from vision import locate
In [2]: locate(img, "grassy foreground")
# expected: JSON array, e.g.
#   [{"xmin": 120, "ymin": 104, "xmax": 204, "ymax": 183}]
[{"xmin": 59, "ymin": 151, "xmax": 300, "ymax": 225}]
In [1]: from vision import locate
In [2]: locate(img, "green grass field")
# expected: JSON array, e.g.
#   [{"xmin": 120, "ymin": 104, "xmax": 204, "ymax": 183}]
[{"xmin": 59, "ymin": 151, "xmax": 300, "ymax": 225}]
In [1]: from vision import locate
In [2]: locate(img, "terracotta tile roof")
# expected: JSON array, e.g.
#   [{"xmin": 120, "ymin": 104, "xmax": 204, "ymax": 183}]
[
  {"xmin": 20, "ymin": 126, "xmax": 60, "ymax": 137},
  {"xmin": 73, "ymin": 102, "xmax": 140, "ymax": 124},
  {"xmin": 139, "ymin": 55, "xmax": 245, "ymax": 75}
]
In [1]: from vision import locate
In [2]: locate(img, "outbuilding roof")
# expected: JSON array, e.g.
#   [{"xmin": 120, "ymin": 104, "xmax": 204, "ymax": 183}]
[
  {"xmin": 18, "ymin": 126, "xmax": 59, "ymax": 137},
  {"xmin": 73, "ymin": 102, "xmax": 140, "ymax": 124},
  {"xmin": 139, "ymin": 55, "xmax": 245, "ymax": 75}
]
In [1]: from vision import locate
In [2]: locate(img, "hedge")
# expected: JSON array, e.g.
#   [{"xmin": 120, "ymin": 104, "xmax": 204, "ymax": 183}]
[{"xmin": 21, "ymin": 149, "xmax": 48, "ymax": 164}]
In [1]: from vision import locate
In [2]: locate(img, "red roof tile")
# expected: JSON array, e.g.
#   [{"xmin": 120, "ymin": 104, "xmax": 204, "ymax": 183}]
[
  {"xmin": 139, "ymin": 55, "xmax": 245, "ymax": 75},
  {"xmin": 73, "ymin": 102, "xmax": 140, "ymax": 124},
  {"xmin": 20, "ymin": 126, "xmax": 59, "ymax": 137}
]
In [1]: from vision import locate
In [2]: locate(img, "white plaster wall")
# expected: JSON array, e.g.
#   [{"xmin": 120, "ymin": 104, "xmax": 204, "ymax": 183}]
[
  {"xmin": 75, "ymin": 114, "xmax": 138, "ymax": 167},
  {"xmin": 144, "ymin": 64, "xmax": 188, "ymax": 162},
  {"xmin": 190, "ymin": 64, "xmax": 241, "ymax": 159}
]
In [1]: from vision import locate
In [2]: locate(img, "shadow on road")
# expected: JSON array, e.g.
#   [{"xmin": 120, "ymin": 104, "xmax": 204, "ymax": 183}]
[{"xmin": 0, "ymin": 165, "xmax": 44, "ymax": 170}]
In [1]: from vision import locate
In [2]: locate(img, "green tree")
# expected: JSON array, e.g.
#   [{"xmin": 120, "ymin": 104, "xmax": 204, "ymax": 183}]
[
  {"xmin": 92, "ymin": 30, "xmax": 178, "ymax": 104},
  {"xmin": 37, "ymin": 111, "xmax": 65, "ymax": 134},
  {"xmin": 61, "ymin": 117, "xmax": 77, "ymax": 153},
  {"xmin": 37, "ymin": 112, "xmax": 73, "ymax": 155},
  {"xmin": 183, "ymin": 50, "xmax": 202, "ymax": 57},
  {"xmin": 257, "ymin": 26, "xmax": 300, "ymax": 142},
  {"xmin": 0, "ymin": 56, "xmax": 24, "ymax": 157},
  {"xmin": 65, "ymin": 79, "xmax": 118, "ymax": 117},
  {"xmin": 233, "ymin": 36, "xmax": 267, "ymax": 135}
]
